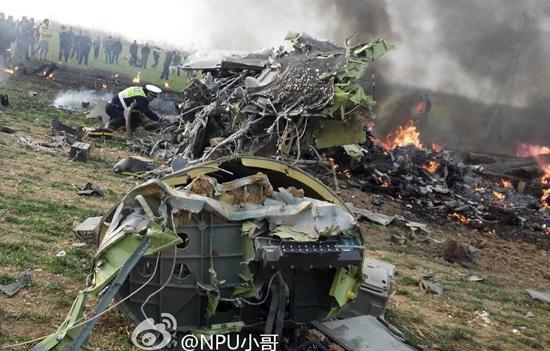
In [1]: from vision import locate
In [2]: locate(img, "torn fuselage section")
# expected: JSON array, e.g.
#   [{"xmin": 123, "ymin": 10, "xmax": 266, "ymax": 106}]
[{"xmin": 111, "ymin": 163, "xmax": 363, "ymax": 333}]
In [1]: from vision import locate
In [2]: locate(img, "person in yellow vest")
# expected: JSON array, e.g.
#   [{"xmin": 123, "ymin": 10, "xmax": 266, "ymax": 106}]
[
  {"xmin": 37, "ymin": 19, "xmax": 52, "ymax": 61},
  {"xmin": 105, "ymin": 84, "xmax": 162, "ymax": 135}
]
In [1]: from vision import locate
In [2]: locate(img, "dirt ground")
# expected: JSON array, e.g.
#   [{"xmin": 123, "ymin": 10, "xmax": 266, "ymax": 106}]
[{"xmin": 0, "ymin": 67, "xmax": 548, "ymax": 351}]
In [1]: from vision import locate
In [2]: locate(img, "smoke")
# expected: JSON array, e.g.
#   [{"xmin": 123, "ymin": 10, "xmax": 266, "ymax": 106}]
[
  {"xmin": 197, "ymin": 0, "xmax": 550, "ymax": 107},
  {"xmin": 386, "ymin": 0, "xmax": 550, "ymax": 107},
  {"xmin": 53, "ymin": 90, "xmax": 112, "ymax": 111}
]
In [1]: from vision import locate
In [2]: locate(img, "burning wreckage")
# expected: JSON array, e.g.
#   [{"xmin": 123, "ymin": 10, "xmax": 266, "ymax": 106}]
[{"xmin": 32, "ymin": 32, "xmax": 550, "ymax": 350}]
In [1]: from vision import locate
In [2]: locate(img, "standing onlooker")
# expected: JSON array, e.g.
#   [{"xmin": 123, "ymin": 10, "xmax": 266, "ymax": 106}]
[
  {"xmin": 152, "ymin": 46, "xmax": 161, "ymax": 68},
  {"xmin": 27, "ymin": 18, "xmax": 36, "ymax": 57},
  {"xmin": 160, "ymin": 50, "xmax": 174, "ymax": 80},
  {"xmin": 172, "ymin": 51, "xmax": 182, "ymax": 76},
  {"xmin": 92, "ymin": 36, "xmax": 101, "ymax": 59},
  {"xmin": 37, "ymin": 19, "xmax": 52, "ymax": 61},
  {"xmin": 112, "ymin": 38, "xmax": 122, "ymax": 64},
  {"xmin": 129, "ymin": 40, "xmax": 138, "ymax": 66},
  {"xmin": 58, "ymin": 26, "xmax": 69, "ymax": 62},
  {"xmin": 70, "ymin": 30, "xmax": 82, "ymax": 62},
  {"xmin": 141, "ymin": 43, "xmax": 150, "ymax": 69},
  {"xmin": 78, "ymin": 32, "xmax": 92, "ymax": 65},
  {"xmin": 64, "ymin": 28, "xmax": 74, "ymax": 62},
  {"xmin": 14, "ymin": 16, "xmax": 28, "ymax": 63},
  {"xmin": 103, "ymin": 36, "xmax": 113, "ymax": 63}
]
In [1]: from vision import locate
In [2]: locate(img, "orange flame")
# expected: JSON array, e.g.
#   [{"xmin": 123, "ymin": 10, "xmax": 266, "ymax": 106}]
[
  {"xmin": 382, "ymin": 120, "xmax": 422, "ymax": 150},
  {"xmin": 475, "ymin": 187, "xmax": 485, "ymax": 193},
  {"xmin": 378, "ymin": 177, "xmax": 390, "ymax": 188},
  {"xmin": 164, "ymin": 81, "xmax": 170, "ymax": 89},
  {"xmin": 102, "ymin": 83, "xmax": 107, "ymax": 89},
  {"xmin": 492, "ymin": 191, "xmax": 505, "ymax": 201},
  {"xmin": 499, "ymin": 179, "xmax": 512, "ymax": 188},
  {"xmin": 46, "ymin": 73, "xmax": 54, "ymax": 80},
  {"xmin": 449, "ymin": 212, "xmax": 470, "ymax": 224},
  {"xmin": 3, "ymin": 68, "xmax": 14, "ymax": 74},
  {"xmin": 423, "ymin": 161, "xmax": 439, "ymax": 173},
  {"xmin": 132, "ymin": 71, "xmax": 141, "ymax": 84},
  {"xmin": 516, "ymin": 143, "xmax": 550, "ymax": 207}
]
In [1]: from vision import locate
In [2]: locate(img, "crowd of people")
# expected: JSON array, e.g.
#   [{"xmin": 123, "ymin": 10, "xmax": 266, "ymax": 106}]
[
  {"xmin": 0, "ymin": 12, "xmax": 187, "ymax": 80},
  {"xmin": 0, "ymin": 13, "xmax": 54, "ymax": 66}
]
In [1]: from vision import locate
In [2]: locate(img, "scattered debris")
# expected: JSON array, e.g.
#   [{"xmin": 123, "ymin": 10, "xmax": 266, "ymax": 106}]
[
  {"xmin": 76, "ymin": 182, "xmax": 104, "ymax": 197},
  {"xmin": 55, "ymin": 250, "xmax": 67, "ymax": 258},
  {"xmin": 0, "ymin": 269, "xmax": 31, "ymax": 297},
  {"xmin": 525, "ymin": 289, "xmax": 550, "ymax": 304}
]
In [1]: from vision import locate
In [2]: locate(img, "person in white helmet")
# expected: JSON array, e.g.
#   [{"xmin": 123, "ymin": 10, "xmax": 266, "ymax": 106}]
[{"xmin": 106, "ymin": 84, "xmax": 162, "ymax": 135}]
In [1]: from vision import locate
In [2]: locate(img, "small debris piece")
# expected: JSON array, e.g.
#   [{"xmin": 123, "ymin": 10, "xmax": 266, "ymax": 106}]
[
  {"xmin": 76, "ymin": 182, "xmax": 104, "ymax": 197},
  {"xmin": 69, "ymin": 142, "xmax": 91, "ymax": 162},
  {"xmin": 349, "ymin": 204, "xmax": 396, "ymax": 226},
  {"xmin": 419, "ymin": 280, "xmax": 443, "ymax": 295},
  {"xmin": 405, "ymin": 221, "xmax": 430, "ymax": 233},
  {"xmin": 0, "ymin": 125, "xmax": 17, "ymax": 134},
  {"xmin": 28, "ymin": 91, "xmax": 38, "ymax": 97},
  {"xmin": 525, "ymin": 289, "xmax": 550, "ymax": 304},
  {"xmin": 0, "ymin": 269, "xmax": 31, "ymax": 297},
  {"xmin": 74, "ymin": 216, "xmax": 102, "ymax": 244},
  {"xmin": 113, "ymin": 156, "xmax": 156, "ymax": 174},
  {"xmin": 56, "ymin": 250, "xmax": 67, "ymax": 257},
  {"xmin": 467, "ymin": 275, "xmax": 485, "ymax": 282},
  {"xmin": 390, "ymin": 234, "xmax": 408, "ymax": 245},
  {"xmin": 82, "ymin": 127, "xmax": 113, "ymax": 139}
]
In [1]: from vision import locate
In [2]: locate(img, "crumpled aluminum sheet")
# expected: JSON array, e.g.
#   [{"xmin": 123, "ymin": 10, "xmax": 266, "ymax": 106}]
[{"xmin": 98, "ymin": 178, "xmax": 357, "ymax": 254}]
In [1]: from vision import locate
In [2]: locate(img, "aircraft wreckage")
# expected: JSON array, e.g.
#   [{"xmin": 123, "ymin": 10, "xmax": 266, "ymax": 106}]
[{"xmin": 33, "ymin": 34, "xmax": 418, "ymax": 350}]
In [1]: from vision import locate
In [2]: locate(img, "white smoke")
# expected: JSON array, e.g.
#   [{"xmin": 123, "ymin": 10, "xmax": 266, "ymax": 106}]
[{"xmin": 53, "ymin": 89, "xmax": 112, "ymax": 111}]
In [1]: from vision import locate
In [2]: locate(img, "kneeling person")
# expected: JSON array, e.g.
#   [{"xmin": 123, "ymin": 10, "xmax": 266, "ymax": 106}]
[{"xmin": 106, "ymin": 84, "xmax": 162, "ymax": 136}]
